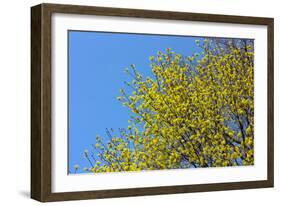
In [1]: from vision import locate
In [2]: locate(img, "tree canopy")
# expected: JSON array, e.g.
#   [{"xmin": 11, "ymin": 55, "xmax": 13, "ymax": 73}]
[{"xmin": 80, "ymin": 38, "xmax": 254, "ymax": 173}]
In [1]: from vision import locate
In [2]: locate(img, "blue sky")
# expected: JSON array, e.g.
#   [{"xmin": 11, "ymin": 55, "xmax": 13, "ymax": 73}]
[{"xmin": 68, "ymin": 30, "xmax": 204, "ymax": 174}]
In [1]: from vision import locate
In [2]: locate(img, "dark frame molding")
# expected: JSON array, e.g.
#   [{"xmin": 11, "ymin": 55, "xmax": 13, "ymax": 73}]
[{"xmin": 31, "ymin": 3, "xmax": 274, "ymax": 202}]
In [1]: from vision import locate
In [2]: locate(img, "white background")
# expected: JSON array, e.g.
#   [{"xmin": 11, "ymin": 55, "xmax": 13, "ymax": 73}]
[{"xmin": 0, "ymin": 0, "xmax": 279, "ymax": 205}]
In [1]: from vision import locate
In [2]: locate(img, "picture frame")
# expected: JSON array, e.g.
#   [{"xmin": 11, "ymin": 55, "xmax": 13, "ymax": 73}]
[{"xmin": 31, "ymin": 3, "xmax": 274, "ymax": 202}]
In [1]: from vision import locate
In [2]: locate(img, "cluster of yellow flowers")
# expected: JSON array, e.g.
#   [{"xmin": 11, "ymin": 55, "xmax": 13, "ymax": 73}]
[{"xmin": 86, "ymin": 39, "xmax": 254, "ymax": 173}]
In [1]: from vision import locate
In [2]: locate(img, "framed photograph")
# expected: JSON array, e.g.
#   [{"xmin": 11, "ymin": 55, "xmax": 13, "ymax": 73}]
[{"xmin": 31, "ymin": 3, "xmax": 274, "ymax": 202}]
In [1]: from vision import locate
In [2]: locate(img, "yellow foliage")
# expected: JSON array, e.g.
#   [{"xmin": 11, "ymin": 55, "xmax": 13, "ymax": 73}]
[{"xmin": 87, "ymin": 38, "xmax": 254, "ymax": 173}]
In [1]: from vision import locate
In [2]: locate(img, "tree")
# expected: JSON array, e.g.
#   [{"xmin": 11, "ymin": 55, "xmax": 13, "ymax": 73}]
[{"xmin": 81, "ymin": 38, "xmax": 254, "ymax": 173}]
